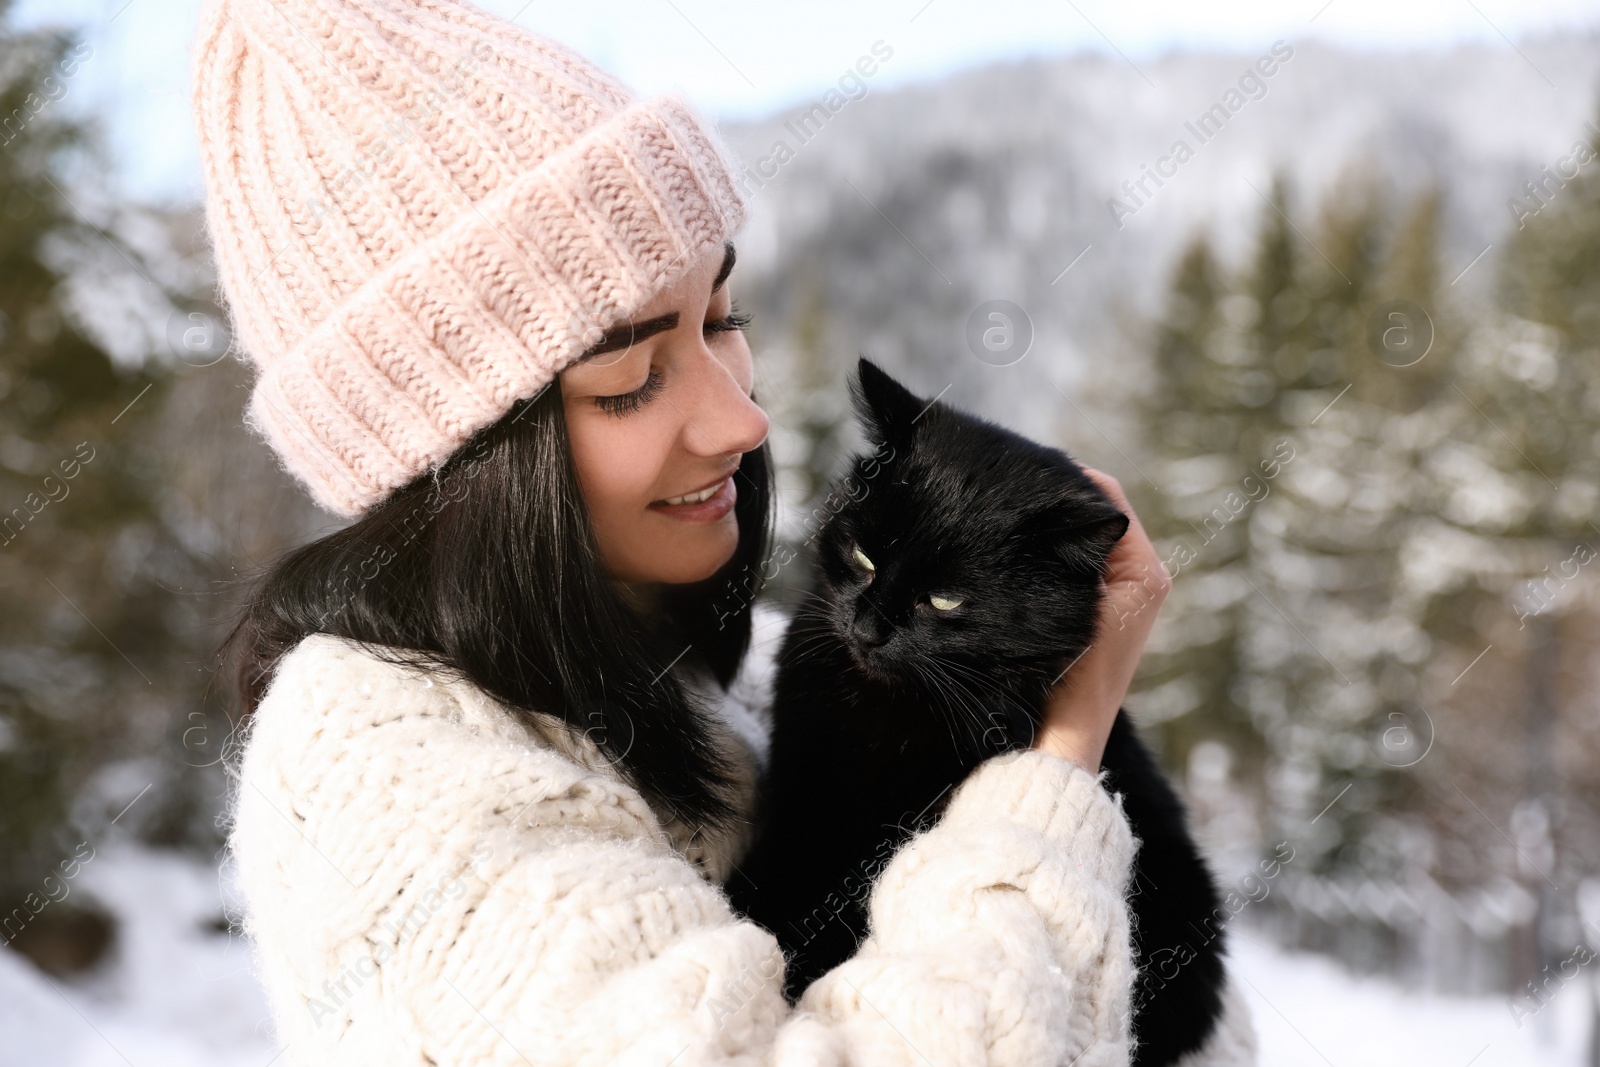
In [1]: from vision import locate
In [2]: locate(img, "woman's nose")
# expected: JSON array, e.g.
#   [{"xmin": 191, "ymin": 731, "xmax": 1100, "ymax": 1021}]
[{"xmin": 680, "ymin": 347, "xmax": 769, "ymax": 458}]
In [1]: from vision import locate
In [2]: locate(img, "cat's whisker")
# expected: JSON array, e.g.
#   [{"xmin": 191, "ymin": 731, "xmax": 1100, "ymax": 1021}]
[
  {"xmin": 784, "ymin": 628, "xmax": 843, "ymax": 665},
  {"xmin": 792, "ymin": 589, "xmax": 843, "ymax": 616},
  {"xmin": 925, "ymin": 654, "xmax": 1024, "ymax": 754},
  {"xmin": 919, "ymin": 657, "xmax": 990, "ymax": 756},
  {"xmin": 789, "ymin": 592, "xmax": 828, "ymax": 614},
  {"xmin": 930, "ymin": 656, "xmax": 1008, "ymax": 699},
  {"xmin": 919, "ymin": 668, "xmax": 969, "ymax": 758},
  {"xmin": 941, "ymin": 659, "xmax": 1026, "ymax": 709}
]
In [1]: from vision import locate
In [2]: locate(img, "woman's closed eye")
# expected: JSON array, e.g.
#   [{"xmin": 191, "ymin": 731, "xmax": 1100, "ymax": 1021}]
[
  {"xmin": 594, "ymin": 368, "xmax": 664, "ymax": 416},
  {"xmin": 591, "ymin": 304, "xmax": 753, "ymax": 417},
  {"xmin": 705, "ymin": 304, "xmax": 752, "ymax": 336}
]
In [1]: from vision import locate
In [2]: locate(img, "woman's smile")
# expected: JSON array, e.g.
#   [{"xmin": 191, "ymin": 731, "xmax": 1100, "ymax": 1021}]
[{"xmin": 648, "ymin": 472, "xmax": 738, "ymax": 521}]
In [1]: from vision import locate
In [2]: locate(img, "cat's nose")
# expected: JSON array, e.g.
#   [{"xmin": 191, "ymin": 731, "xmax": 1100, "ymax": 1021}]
[{"xmin": 851, "ymin": 612, "xmax": 892, "ymax": 649}]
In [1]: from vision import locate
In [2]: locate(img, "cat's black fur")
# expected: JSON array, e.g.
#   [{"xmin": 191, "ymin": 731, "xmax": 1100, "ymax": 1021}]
[{"xmin": 723, "ymin": 358, "xmax": 1226, "ymax": 1067}]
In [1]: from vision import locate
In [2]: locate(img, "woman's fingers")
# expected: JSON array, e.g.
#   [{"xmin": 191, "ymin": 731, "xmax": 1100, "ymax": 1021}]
[
  {"xmin": 1079, "ymin": 466, "xmax": 1171, "ymax": 615},
  {"xmin": 1032, "ymin": 465, "xmax": 1173, "ymax": 771}
]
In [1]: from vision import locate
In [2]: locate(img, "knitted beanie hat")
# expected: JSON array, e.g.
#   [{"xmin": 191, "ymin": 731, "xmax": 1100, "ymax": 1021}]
[{"xmin": 191, "ymin": 0, "xmax": 749, "ymax": 517}]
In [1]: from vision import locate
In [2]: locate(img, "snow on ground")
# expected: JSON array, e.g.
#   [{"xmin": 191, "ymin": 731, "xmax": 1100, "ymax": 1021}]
[
  {"xmin": 0, "ymin": 841, "xmax": 277, "ymax": 1067},
  {"xmin": 1230, "ymin": 927, "xmax": 1594, "ymax": 1067},
  {"xmin": 1, "ymin": 842, "xmax": 1593, "ymax": 1066}
]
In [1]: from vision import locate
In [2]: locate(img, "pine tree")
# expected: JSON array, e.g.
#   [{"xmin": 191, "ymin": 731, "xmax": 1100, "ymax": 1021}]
[
  {"xmin": 1128, "ymin": 226, "xmax": 1267, "ymax": 810},
  {"xmin": 1126, "ymin": 163, "xmax": 1538, "ymax": 980},
  {"xmin": 1249, "ymin": 171, "xmax": 1459, "ymax": 894},
  {"xmin": 1443, "ymin": 100, "xmax": 1600, "ymax": 988},
  {"xmin": 0, "ymin": 10, "xmax": 125, "ymax": 902},
  {"xmin": 0, "ymin": 6, "xmax": 207, "ymax": 972}
]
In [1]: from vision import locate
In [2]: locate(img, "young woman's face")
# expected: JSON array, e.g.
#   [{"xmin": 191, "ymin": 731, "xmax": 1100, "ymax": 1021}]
[{"xmin": 559, "ymin": 243, "xmax": 769, "ymax": 586}]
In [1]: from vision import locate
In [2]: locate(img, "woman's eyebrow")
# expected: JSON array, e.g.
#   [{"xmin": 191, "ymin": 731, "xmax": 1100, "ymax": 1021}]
[
  {"xmin": 711, "ymin": 241, "xmax": 736, "ymax": 294},
  {"xmin": 571, "ymin": 312, "xmax": 679, "ymax": 363},
  {"xmin": 570, "ymin": 242, "xmax": 736, "ymax": 365}
]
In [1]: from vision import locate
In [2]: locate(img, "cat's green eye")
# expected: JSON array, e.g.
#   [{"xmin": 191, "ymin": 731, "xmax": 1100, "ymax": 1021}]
[
  {"xmin": 852, "ymin": 545, "xmax": 875, "ymax": 573},
  {"xmin": 928, "ymin": 593, "xmax": 964, "ymax": 612}
]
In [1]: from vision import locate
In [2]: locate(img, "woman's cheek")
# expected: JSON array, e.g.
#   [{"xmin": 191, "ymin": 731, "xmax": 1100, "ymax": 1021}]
[{"xmin": 611, "ymin": 420, "xmax": 678, "ymax": 509}]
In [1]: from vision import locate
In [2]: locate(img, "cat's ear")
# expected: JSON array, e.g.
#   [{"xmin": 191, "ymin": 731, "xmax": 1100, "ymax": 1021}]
[
  {"xmin": 1049, "ymin": 507, "xmax": 1131, "ymax": 574},
  {"xmin": 849, "ymin": 356, "xmax": 926, "ymax": 451}
]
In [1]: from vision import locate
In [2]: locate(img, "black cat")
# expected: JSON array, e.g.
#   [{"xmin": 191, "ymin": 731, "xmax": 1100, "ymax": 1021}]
[{"xmin": 724, "ymin": 357, "xmax": 1226, "ymax": 1067}]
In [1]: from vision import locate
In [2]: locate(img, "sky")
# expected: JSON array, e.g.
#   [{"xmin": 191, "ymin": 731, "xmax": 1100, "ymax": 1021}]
[{"xmin": 11, "ymin": 0, "xmax": 1600, "ymax": 205}]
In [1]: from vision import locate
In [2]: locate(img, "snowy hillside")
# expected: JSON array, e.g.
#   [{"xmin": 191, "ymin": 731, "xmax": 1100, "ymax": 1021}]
[{"xmin": 720, "ymin": 34, "xmax": 1600, "ymax": 443}]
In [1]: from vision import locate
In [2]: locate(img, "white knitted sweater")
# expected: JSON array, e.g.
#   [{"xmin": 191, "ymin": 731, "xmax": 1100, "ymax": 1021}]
[{"xmin": 226, "ymin": 601, "xmax": 1258, "ymax": 1066}]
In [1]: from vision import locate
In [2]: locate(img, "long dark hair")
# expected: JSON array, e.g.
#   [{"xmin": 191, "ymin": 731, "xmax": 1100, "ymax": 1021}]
[{"xmin": 214, "ymin": 375, "xmax": 775, "ymax": 834}]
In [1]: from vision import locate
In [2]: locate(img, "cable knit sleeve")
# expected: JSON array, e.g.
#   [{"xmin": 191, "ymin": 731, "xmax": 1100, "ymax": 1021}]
[{"xmin": 227, "ymin": 634, "xmax": 1139, "ymax": 1067}]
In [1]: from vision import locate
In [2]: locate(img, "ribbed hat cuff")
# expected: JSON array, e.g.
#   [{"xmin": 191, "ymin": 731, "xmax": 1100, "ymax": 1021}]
[{"xmin": 244, "ymin": 91, "xmax": 748, "ymax": 518}]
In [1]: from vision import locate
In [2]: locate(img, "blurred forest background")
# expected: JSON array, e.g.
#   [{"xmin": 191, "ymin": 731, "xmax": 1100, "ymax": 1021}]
[{"xmin": 1, "ymin": 1, "xmax": 1599, "ymax": 1061}]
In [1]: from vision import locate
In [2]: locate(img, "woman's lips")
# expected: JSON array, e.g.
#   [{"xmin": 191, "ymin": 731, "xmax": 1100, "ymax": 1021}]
[{"xmin": 647, "ymin": 474, "xmax": 736, "ymax": 522}]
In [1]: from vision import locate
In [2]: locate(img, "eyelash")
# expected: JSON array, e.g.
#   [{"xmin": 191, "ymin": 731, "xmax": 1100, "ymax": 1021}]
[
  {"xmin": 707, "ymin": 305, "xmax": 753, "ymax": 335},
  {"xmin": 594, "ymin": 368, "xmax": 664, "ymax": 416},
  {"xmin": 592, "ymin": 304, "xmax": 753, "ymax": 416}
]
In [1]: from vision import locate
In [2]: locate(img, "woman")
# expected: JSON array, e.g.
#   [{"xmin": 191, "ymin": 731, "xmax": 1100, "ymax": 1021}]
[{"xmin": 195, "ymin": 0, "xmax": 1246, "ymax": 1063}]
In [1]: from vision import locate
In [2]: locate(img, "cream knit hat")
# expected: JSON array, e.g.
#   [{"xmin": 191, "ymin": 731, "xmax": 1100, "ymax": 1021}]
[{"xmin": 191, "ymin": 0, "xmax": 749, "ymax": 517}]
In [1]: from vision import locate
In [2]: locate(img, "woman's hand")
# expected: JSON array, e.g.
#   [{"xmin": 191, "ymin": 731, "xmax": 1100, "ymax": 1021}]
[{"xmin": 1032, "ymin": 468, "xmax": 1171, "ymax": 772}]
